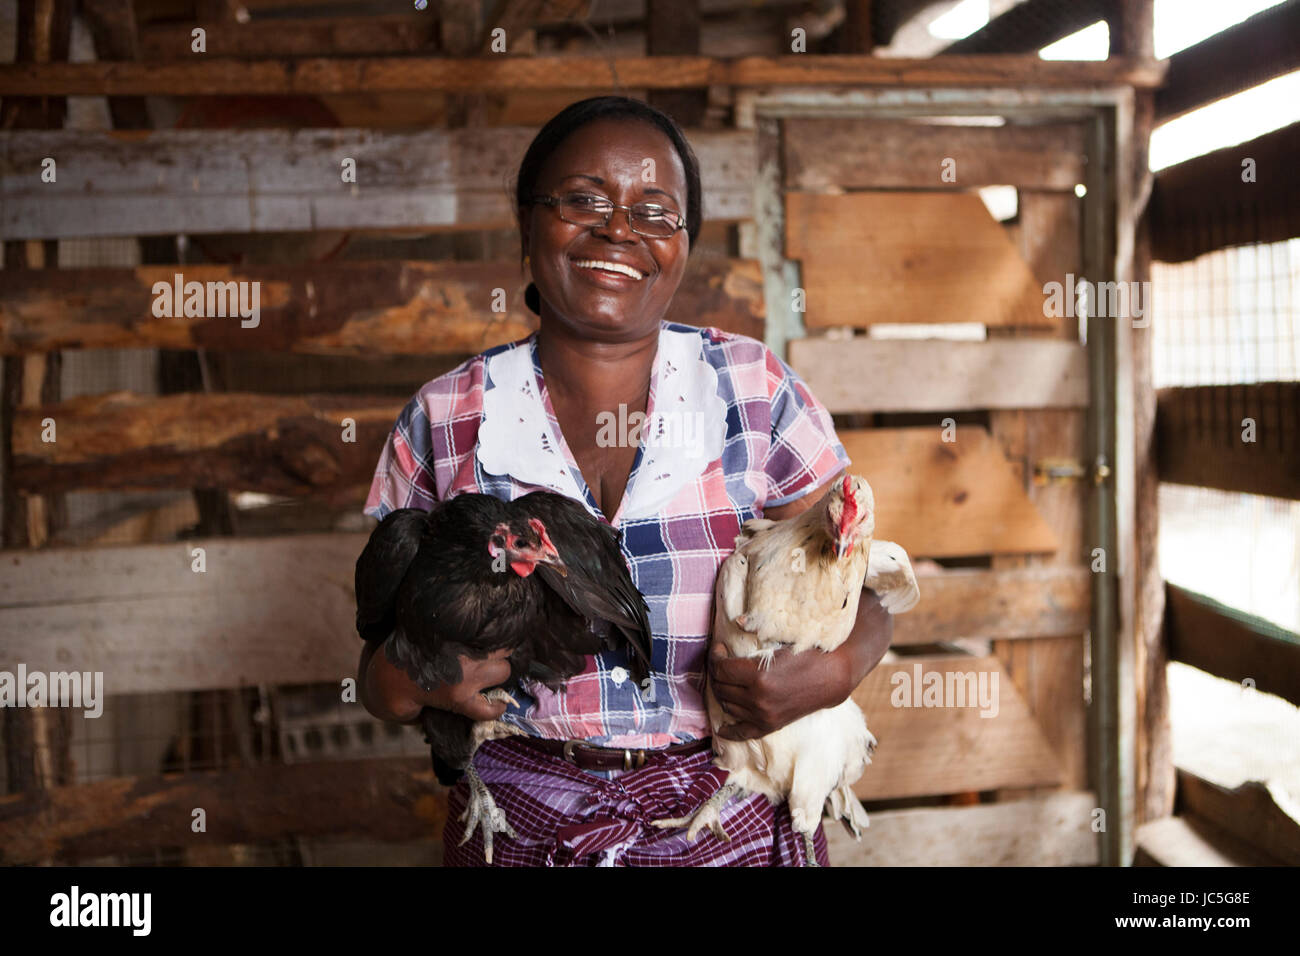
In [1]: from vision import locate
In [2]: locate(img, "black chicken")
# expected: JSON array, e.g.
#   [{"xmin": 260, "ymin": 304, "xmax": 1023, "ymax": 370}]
[{"xmin": 354, "ymin": 490, "xmax": 653, "ymax": 861}]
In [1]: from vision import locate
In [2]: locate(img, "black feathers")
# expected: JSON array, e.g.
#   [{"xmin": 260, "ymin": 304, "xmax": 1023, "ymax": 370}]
[{"xmin": 354, "ymin": 491, "xmax": 655, "ymax": 781}]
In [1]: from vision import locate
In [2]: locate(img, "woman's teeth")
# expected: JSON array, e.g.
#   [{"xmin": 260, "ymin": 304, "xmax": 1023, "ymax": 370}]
[{"xmin": 572, "ymin": 259, "xmax": 645, "ymax": 280}]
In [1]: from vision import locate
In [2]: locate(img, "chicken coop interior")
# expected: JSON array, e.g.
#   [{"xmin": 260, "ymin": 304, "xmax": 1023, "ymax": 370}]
[{"xmin": 1, "ymin": 0, "xmax": 1298, "ymax": 868}]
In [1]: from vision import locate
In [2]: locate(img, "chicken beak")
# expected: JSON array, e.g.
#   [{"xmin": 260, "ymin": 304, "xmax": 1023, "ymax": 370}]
[
  {"xmin": 538, "ymin": 551, "xmax": 569, "ymax": 577},
  {"xmin": 833, "ymin": 533, "xmax": 852, "ymax": 559}
]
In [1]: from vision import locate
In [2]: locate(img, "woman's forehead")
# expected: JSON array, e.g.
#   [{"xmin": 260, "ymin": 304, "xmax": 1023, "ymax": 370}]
[{"xmin": 540, "ymin": 118, "xmax": 687, "ymax": 193}]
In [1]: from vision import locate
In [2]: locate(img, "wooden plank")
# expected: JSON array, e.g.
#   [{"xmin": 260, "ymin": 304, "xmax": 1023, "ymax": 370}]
[
  {"xmin": 783, "ymin": 119, "xmax": 1087, "ymax": 191},
  {"xmin": 1150, "ymin": 122, "xmax": 1300, "ymax": 264},
  {"xmin": 0, "ymin": 54, "xmax": 1167, "ymax": 97},
  {"xmin": 0, "ymin": 127, "xmax": 755, "ymax": 240},
  {"xmin": 852, "ymin": 655, "xmax": 1064, "ymax": 800},
  {"xmin": 840, "ymin": 426, "xmax": 1059, "ymax": 558},
  {"xmin": 1156, "ymin": 383, "xmax": 1300, "ymax": 500},
  {"xmin": 1176, "ymin": 768, "xmax": 1300, "ymax": 865},
  {"xmin": 0, "ymin": 537, "xmax": 1084, "ymax": 696},
  {"xmin": 894, "ymin": 567, "xmax": 1089, "ymax": 646},
  {"xmin": 826, "ymin": 790, "xmax": 1098, "ymax": 866},
  {"xmin": 786, "ymin": 192, "xmax": 1054, "ymax": 330},
  {"xmin": 0, "ymin": 756, "xmax": 445, "ymax": 865},
  {"xmin": 1155, "ymin": 0, "xmax": 1300, "ymax": 122},
  {"xmin": 9, "ymin": 391, "xmax": 401, "ymax": 497},
  {"xmin": 1165, "ymin": 584, "xmax": 1300, "ymax": 708},
  {"xmin": 788, "ymin": 339, "xmax": 1088, "ymax": 413},
  {"xmin": 0, "ymin": 532, "xmax": 368, "ymax": 694},
  {"xmin": 141, "ymin": 15, "xmax": 438, "ymax": 59},
  {"xmin": 1134, "ymin": 815, "xmax": 1283, "ymax": 867},
  {"xmin": 0, "ymin": 256, "xmax": 764, "ymax": 355}
]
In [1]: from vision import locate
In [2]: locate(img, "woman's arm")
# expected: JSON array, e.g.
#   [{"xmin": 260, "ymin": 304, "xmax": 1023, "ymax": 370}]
[{"xmin": 357, "ymin": 640, "xmax": 515, "ymax": 724}]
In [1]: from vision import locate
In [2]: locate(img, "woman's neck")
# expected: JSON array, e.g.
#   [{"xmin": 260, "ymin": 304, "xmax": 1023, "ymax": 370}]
[{"xmin": 535, "ymin": 317, "xmax": 660, "ymax": 409}]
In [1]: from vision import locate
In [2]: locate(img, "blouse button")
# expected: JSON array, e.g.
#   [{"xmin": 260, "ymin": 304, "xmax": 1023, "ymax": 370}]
[{"xmin": 610, "ymin": 666, "xmax": 629, "ymax": 686}]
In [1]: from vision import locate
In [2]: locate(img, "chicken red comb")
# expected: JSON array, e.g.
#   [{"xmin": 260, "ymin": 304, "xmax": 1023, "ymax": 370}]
[{"xmin": 839, "ymin": 476, "xmax": 858, "ymax": 536}]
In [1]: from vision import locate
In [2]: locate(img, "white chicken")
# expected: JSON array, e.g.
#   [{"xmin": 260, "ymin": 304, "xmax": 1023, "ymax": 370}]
[{"xmin": 653, "ymin": 474, "xmax": 919, "ymax": 865}]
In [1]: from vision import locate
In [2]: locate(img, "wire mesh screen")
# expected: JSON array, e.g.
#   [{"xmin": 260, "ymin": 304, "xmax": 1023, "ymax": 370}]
[{"xmin": 1152, "ymin": 236, "xmax": 1300, "ymax": 632}]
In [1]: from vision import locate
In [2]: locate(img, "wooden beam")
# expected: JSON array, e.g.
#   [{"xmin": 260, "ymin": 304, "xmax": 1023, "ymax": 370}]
[
  {"xmin": 1134, "ymin": 815, "xmax": 1286, "ymax": 866},
  {"xmin": 0, "ymin": 127, "xmax": 755, "ymax": 240},
  {"xmin": 1156, "ymin": 383, "xmax": 1300, "ymax": 500},
  {"xmin": 840, "ymin": 426, "xmax": 1060, "ymax": 558},
  {"xmin": 0, "ymin": 538, "xmax": 1086, "ymax": 697},
  {"xmin": 893, "ymin": 567, "xmax": 1090, "ymax": 646},
  {"xmin": 0, "ymin": 257, "xmax": 764, "ymax": 355},
  {"xmin": 9, "ymin": 391, "xmax": 400, "ymax": 497},
  {"xmin": 1155, "ymin": 0, "xmax": 1300, "ymax": 123},
  {"xmin": 785, "ymin": 192, "xmax": 1055, "ymax": 330},
  {"xmin": 1165, "ymin": 584, "xmax": 1300, "ymax": 708},
  {"xmin": 783, "ymin": 118, "xmax": 1088, "ymax": 191},
  {"xmin": 826, "ymin": 790, "xmax": 1099, "ymax": 866},
  {"xmin": 789, "ymin": 339, "xmax": 1088, "ymax": 413},
  {"xmin": 0, "ymin": 755, "xmax": 445, "ymax": 865},
  {"xmin": 1175, "ymin": 768, "xmax": 1300, "ymax": 865},
  {"xmin": 0, "ymin": 54, "xmax": 1168, "ymax": 97},
  {"xmin": 943, "ymin": 0, "xmax": 1116, "ymax": 54},
  {"xmin": 852, "ymin": 655, "xmax": 1064, "ymax": 799},
  {"xmin": 1150, "ymin": 122, "xmax": 1300, "ymax": 264},
  {"xmin": 140, "ymin": 15, "xmax": 438, "ymax": 59}
]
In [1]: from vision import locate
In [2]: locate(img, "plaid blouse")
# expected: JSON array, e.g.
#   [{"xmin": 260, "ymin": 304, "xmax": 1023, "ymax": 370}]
[{"xmin": 362, "ymin": 320, "xmax": 850, "ymax": 749}]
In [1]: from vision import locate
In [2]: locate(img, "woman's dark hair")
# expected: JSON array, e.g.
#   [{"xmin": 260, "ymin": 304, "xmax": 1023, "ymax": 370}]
[{"xmin": 514, "ymin": 95, "xmax": 703, "ymax": 315}]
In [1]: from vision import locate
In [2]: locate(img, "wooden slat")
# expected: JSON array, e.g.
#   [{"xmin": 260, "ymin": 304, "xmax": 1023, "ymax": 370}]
[
  {"xmin": 0, "ymin": 532, "xmax": 367, "ymax": 694},
  {"xmin": 894, "ymin": 567, "xmax": 1090, "ymax": 646},
  {"xmin": 1150, "ymin": 122, "xmax": 1300, "ymax": 264},
  {"xmin": 852, "ymin": 655, "xmax": 1064, "ymax": 800},
  {"xmin": 0, "ymin": 756, "xmax": 444, "ymax": 865},
  {"xmin": 1165, "ymin": 584, "xmax": 1300, "ymax": 707},
  {"xmin": 140, "ymin": 15, "xmax": 439, "ymax": 59},
  {"xmin": 1175, "ymin": 768, "xmax": 1300, "ymax": 865},
  {"xmin": 9, "ymin": 391, "xmax": 401, "ymax": 496},
  {"xmin": 788, "ymin": 339, "xmax": 1088, "ymax": 412},
  {"xmin": 786, "ymin": 192, "xmax": 1054, "ymax": 330},
  {"xmin": 783, "ymin": 118, "xmax": 1087, "ymax": 191},
  {"xmin": 841, "ymin": 426, "xmax": 1059, "ymax": 558},
  {"xmin": 0, "ymin": 54, "xmax": 1167, "ymax": 97},
  {"xmin": 0, "ymin": 127, "xmax": 755, "ymax": 240},
  {"xmin": 826, "ymin": 790, "xmax": 1098, "ymax": 866},
  {"xmin": 0, "ymin": 257, "xmax": 764, "ymax": 355},
  {"xmin": 1155, "ymin": 0, "xmax": 1300, "ymax": 122},
  {"xmin": 1156, "ymin": 383, "xmax": 1300, "ymax": 500},
  {"xmin": 1134, "ymin": 815, "xmax": 1283, "ymax": 866},
  {"xmin": 1, "ymin": 531, "xmax": 1086, "ymax": 695}
]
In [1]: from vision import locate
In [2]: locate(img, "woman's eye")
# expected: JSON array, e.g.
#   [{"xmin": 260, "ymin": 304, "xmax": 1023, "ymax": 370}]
[{"xmin": 567, "ymin": 194, "xmax": 606, "ymax": 208}]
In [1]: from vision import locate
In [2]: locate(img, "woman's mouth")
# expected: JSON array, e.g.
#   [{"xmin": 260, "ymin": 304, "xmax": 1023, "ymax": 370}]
[{"xmin": 571, "ymin": 258, "xmax": 647, "ymax": 283}]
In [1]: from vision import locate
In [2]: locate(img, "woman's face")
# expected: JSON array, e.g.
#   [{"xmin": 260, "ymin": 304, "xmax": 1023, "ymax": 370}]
[{"xmin": 522, "ymin": 117, "xmax": 691, "ymax": 342}]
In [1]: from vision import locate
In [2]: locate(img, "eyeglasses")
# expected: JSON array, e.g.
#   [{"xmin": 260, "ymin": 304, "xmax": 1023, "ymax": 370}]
[{"xmin": 529, "ymin": 192, "xmax": 686, "ymax": 239}]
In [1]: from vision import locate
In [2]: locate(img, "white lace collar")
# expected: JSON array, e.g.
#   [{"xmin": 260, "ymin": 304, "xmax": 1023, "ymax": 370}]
[{"xmin": 476, "ymin": 324, "xmax": 727, "ymax": 523}]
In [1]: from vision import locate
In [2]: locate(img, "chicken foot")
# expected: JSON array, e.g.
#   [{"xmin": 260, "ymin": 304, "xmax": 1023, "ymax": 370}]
[
  {"xmin": 459, "ymin": 689, "xmax": 522, "ymax": 864},
  {"xmin": 651, "ymin": 782, "xmax": 743, "ymax": 843}
]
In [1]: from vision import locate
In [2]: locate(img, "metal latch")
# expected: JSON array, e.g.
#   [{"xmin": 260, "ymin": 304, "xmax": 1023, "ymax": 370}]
[{"xmin": 1033, "ymin": 456, "xmax": 1112, "ymax": 486}]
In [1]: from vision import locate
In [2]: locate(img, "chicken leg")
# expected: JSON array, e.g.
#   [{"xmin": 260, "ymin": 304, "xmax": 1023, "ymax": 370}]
[{"xmin": 458, "ymin": 689, "xmax": 523, "ymax": 864}]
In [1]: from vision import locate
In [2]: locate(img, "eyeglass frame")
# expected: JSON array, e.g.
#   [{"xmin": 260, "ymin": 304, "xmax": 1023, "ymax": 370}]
[{"xmin": 527, "ymin": 192, "xmax": 688, "ymax": 239}]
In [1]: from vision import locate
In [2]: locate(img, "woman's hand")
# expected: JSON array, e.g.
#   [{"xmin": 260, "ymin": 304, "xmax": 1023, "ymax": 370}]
[
  {"xmin": 358, "ymin": 641, "xmax": 515, "ymax": 724},
  {"xmin": 709, "ymin": 588, "xmax": 893, "ymax": 741}
]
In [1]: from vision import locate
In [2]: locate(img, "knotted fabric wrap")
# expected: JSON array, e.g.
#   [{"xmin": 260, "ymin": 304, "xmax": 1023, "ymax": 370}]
[{"xmin": 442, "ymin": 736, "xmax": 830, "ymax": 867}]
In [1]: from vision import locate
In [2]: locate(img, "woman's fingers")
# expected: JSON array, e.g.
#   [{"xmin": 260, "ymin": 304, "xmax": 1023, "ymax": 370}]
[{"xmin": 457, "ymin": 692, "xmax": 510, "ymax": 722}]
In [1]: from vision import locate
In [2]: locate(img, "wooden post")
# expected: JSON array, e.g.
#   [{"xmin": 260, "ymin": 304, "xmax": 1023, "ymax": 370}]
[
  {"xmin": 647, "ymin": 0, "xmax": 706, "ymax": 127},
  {"xmin": 1112, "ymin": 0, "xmax": 1172, "ymax": 829}
]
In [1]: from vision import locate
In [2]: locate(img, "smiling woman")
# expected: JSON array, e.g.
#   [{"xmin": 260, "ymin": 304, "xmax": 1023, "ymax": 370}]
[{"xmin": 357, "ymin": 96, "xmax": 892, "ymax": 867}]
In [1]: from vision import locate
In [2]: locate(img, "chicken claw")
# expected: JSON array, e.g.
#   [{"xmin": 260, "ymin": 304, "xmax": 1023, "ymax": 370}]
[
  {"xmin": 651, "ymin": 782, "xmax": 742, "ymax": 843},
  {"xmin": 460, "ymin": 762, "xmax": 516, "ymax": 865}
]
